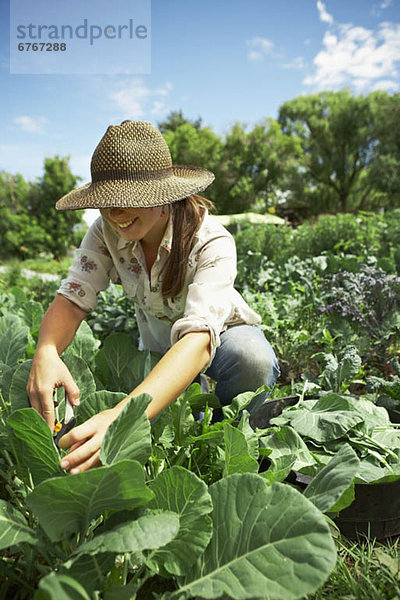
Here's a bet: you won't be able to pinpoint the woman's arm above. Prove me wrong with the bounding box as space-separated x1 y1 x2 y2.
26 294 87 430
58 330 211 474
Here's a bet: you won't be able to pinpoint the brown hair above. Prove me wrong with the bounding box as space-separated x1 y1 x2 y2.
161 194 215 298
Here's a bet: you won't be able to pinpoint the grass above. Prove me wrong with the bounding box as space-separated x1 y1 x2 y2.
309 534 400 599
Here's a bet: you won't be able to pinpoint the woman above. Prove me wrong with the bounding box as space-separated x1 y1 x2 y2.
27 120 280 475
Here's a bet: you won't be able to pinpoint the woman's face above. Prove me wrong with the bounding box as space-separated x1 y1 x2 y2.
100 205 169 247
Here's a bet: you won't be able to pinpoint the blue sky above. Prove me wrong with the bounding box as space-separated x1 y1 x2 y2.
1 0 399 225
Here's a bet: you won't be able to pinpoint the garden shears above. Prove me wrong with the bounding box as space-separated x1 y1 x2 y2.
53 393 76 450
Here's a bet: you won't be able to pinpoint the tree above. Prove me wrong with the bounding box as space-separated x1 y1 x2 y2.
0 172 49 259
0 157 86 260
162 122 224 209
278 90 378 216
368 91 400 208
216 118 302 214
158 110 203 134
28 156 86 258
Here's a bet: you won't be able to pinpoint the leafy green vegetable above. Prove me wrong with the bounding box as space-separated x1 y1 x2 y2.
175 475 336 600
76 510 179 555
0 499 37 550
303 444 360 512
148 466 213 576
7 408 64 485
100 394 152 466
223 422 259 476
26 460 153 541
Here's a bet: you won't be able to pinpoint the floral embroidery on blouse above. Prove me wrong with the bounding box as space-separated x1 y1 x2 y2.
119 257 125 264
67 282 86 297
210 305 225 320
80 255 97 273
229 307 242 322
129 256 142 275
98 244 111 257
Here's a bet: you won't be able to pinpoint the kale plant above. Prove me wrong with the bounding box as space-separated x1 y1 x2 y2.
319 263 400 342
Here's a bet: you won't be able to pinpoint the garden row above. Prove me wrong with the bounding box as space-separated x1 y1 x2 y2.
0 209 399 597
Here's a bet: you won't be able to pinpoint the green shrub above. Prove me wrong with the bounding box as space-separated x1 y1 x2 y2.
234 223 293 263
291 212 387 258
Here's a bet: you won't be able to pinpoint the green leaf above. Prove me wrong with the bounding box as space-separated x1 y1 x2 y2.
0 499 37 550
222 386 269 420
62 354 96 398
277 394 365 442
77 391 126 426
100 394 152 466
262 454 298 485
148 466 213 576
77 510 179 555
18 300 44 337
336 345 362 390
9 360 32 412
223 422 259 476
0 361 13 402
176 474 336 600
183 383 221 412
0 314 22 338
170 393 195 446
26 460 153 542
97 333 142 393
63 321 100 364
7 408 64 486
329 482 355 513
34 573 91 600
93 347 113 389
304 444 360 513
0 321 29 367
60 553 116 595
237 411 259 460
259 425 316 483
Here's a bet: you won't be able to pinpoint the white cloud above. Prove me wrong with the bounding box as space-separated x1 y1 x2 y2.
370 78 399 91
283 56 305 70
304 17 400 91
316 1 334 25
371 0 393 17
108 79 173 119
13 116 47 134
246 36 274 61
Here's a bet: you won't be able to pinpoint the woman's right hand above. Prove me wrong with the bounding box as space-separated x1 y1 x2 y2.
26 347 80 433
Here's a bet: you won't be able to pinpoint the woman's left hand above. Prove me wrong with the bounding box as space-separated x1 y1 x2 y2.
58 408 119 474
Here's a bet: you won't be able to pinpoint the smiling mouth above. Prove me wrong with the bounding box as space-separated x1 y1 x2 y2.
116 218 138 231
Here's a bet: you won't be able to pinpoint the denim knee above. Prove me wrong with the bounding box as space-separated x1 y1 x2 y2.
206 325 280 409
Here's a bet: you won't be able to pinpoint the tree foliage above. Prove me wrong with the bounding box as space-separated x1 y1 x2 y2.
278 89 400 218
0 157 86 260
217 118 302 214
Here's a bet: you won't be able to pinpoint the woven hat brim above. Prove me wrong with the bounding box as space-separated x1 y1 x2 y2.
55 165 215 210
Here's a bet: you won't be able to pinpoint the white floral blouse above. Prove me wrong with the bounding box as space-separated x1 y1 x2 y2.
57 210 261 369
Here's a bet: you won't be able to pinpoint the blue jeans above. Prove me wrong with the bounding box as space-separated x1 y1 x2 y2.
197 324 280 415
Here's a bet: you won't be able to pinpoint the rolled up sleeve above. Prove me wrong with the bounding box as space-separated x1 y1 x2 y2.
57 218 113 313
170 235 237 370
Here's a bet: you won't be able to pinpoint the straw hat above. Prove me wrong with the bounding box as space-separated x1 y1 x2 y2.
55 120 215 210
